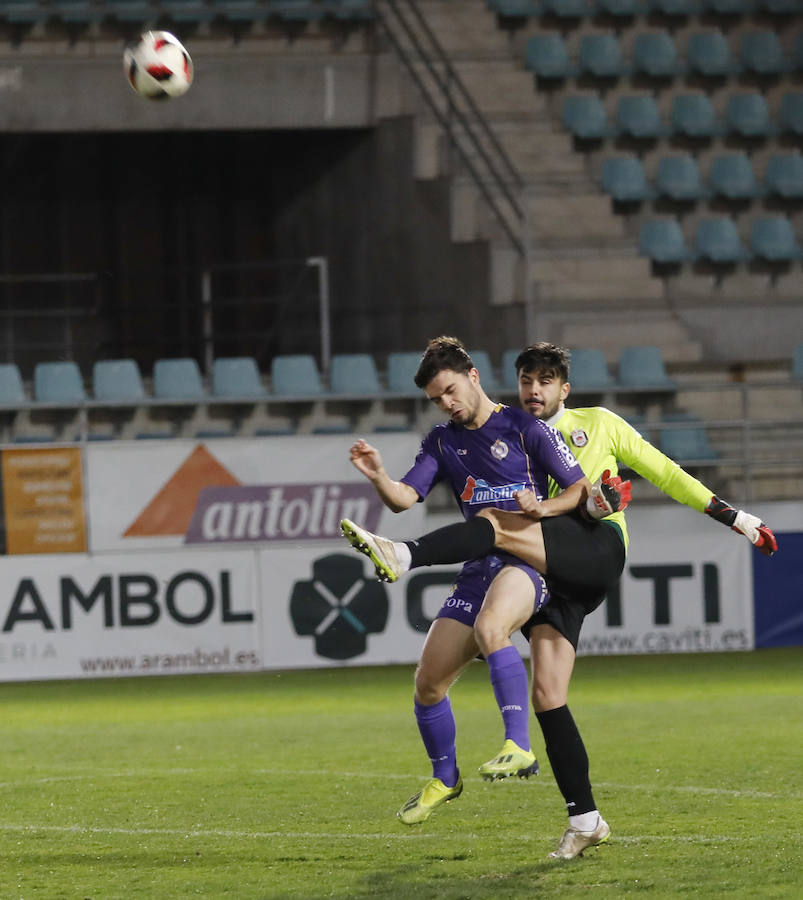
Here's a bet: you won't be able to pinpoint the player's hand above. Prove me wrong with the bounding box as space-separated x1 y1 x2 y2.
514 489 548 521
348 439 385 481
585 469 633 520
705 496 778 557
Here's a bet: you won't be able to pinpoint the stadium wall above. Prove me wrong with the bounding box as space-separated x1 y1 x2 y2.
0 437 799 683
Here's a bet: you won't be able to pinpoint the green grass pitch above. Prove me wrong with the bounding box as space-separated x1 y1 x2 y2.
0 649 801 899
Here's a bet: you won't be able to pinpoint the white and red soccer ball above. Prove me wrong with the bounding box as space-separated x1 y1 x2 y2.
124 30 193 100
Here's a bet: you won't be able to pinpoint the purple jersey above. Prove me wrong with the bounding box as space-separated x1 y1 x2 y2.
401 404 585 519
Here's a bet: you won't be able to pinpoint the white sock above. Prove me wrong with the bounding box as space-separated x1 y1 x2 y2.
393 541 412 573
569 810 600 832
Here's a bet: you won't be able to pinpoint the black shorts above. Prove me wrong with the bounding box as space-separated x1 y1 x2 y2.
521 511 625 650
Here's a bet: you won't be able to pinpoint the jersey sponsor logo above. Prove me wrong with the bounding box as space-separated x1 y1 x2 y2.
570 429 588 448
490 439 509 460
460 475 526 504
554 434 580 468
457 448 468 456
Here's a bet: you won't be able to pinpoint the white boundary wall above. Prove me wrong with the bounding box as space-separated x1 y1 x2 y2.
0 437 797 681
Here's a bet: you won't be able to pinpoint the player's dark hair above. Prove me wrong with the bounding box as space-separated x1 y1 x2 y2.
414 336 475 389
515 342 570 383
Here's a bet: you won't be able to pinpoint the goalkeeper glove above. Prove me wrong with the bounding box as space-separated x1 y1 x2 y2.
585 469 633 520
705 496 778 557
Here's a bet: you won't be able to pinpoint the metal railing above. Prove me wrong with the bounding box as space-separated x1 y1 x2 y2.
377 0 526 254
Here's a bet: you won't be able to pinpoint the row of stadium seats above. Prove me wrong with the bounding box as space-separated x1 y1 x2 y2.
527 30 803 82
489 0 800 19
602 152 803 202
639 214 803 262
0 0 374 26
562 90 803 139
6 343 803 409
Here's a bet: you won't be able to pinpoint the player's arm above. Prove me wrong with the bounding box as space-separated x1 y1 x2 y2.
612 415 777 556
514 476 591 521
348 439 419 512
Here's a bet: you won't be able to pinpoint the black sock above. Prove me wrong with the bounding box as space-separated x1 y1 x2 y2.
536 705 596 816
405 516 496 569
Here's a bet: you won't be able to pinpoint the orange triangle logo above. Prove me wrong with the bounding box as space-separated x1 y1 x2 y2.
124 444 241 537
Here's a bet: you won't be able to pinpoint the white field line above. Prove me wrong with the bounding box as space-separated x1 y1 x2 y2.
0 769 794 800
0 822 779 844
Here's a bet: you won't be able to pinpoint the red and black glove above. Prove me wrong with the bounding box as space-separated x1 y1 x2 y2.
585 469 633 520
705 495 778 557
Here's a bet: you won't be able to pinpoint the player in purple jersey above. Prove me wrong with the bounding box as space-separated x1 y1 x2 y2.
346 336 594 826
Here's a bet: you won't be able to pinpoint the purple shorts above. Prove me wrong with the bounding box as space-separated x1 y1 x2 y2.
436 553 549 628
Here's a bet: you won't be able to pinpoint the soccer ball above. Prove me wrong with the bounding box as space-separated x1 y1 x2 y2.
124 31 193 100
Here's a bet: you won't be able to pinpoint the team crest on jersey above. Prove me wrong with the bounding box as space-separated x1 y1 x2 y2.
490 439 509 460
570 429 588 448
460 475 526 504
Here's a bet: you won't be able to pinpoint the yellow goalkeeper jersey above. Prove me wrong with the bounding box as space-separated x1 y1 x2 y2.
547 406 714 551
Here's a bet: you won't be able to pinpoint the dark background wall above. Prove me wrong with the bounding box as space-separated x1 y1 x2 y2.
0 117 503 376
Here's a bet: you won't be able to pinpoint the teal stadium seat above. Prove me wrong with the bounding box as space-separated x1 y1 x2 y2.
489 0 540 14
212 357 266 399
271 354 324 396
329 354 382 395
525 34 574 80
750 216 802 262
93 359 146 403
779 93 803 136
739 30 787 76
0 364 26 406
601 156 650 203
700 0 755 13
764 154 803 198
332 0 376 19
671 93 720 138
647 0 698 13
659 415 719 461
103 0 152 23
579 34 627 79
709 153 761 200
501 349 521 390
540 0 590 16
597 0 643 16
694 218 749 263
632 31 680 78
1 0 44 23
214 0 270 22
639 219 693 264
757 0 801 11
159 0 216 22
686 31 736 78
725 92 773 138
267 0 324 20
50 0 99 23
616 95 664 139
468 350 500 391
153 358 206 401
386 352 424 394
618 345 677 390
655 154 705 201
563 95 611 139
567 348 615 390
34 361 87 404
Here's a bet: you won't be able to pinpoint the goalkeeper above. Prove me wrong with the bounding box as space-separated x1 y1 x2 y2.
343 341 777 859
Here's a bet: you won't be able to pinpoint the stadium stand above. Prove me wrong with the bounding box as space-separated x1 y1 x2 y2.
566 348 616 391
655 154 706 202
618 346 677 391
764 154 803 198
92 359 147 403
601 156 651 203
34 362 86 405
749 216 802 262
153 358 206 402
0 364 26 407
694 218 749 264
709 153 761 200
525 33 575 80
212 357 267 400
639 219 693 264
271 354 324 397
686 31 736 79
